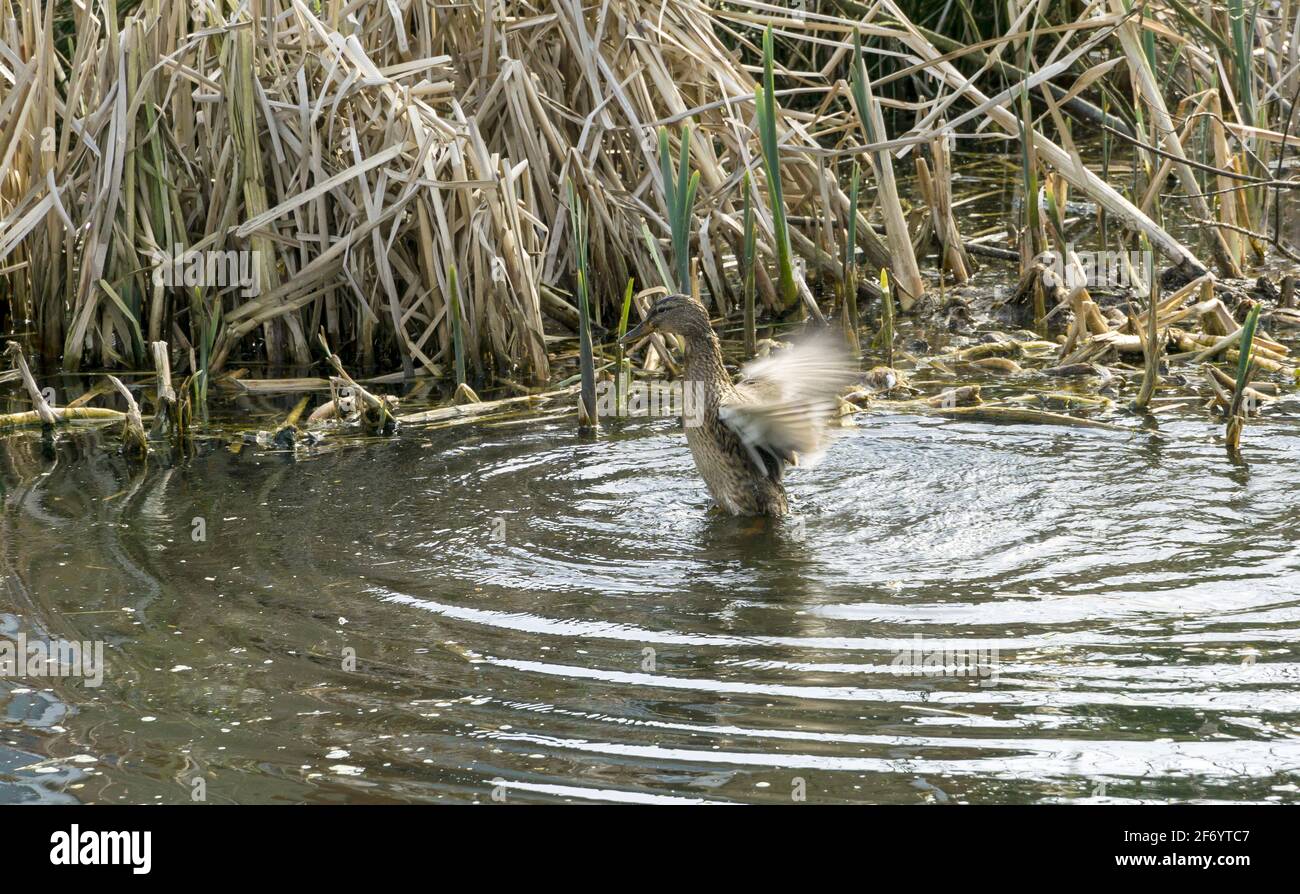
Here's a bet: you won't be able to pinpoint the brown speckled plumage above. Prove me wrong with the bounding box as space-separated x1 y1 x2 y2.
683 340 789 515
621 295 853 517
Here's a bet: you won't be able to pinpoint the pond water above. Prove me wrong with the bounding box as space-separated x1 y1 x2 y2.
2 384 1299 803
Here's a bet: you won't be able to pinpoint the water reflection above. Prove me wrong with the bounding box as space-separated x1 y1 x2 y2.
0 399 1298 803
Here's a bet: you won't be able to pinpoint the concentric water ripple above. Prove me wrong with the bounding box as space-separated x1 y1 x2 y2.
1 408 1298 803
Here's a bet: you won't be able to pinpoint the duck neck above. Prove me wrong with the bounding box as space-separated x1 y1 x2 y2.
681 328 727 395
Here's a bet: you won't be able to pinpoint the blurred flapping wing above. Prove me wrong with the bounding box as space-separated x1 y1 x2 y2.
718 334 856 476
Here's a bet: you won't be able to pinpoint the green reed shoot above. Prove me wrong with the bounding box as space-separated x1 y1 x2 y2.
755 25 797 310
1164 0 1231 55
1016 84 1043 259
640 221 674 289
741 170 757 356
874 268 895 368
1043 182 1066 251
843 161 862 352
615 277 634 415
188 292 221 423
1228 0 1262 227
849 30 876 143
567 179 596 427
1231 303 1263 415
96 279 145 366
1227 0 1257 128
659 126 700 294
1141 11 1158 78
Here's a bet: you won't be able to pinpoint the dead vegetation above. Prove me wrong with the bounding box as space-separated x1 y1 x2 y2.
2 1 1299 456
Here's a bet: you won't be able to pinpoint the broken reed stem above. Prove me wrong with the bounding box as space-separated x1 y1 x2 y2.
269 395 313 450
0 408 127 429
1202 363 1271 413
151 341 176 409
1226 304 1263 454
916 137 973 283
318 333 397 434
1202 363 1235 410
1031 274 1049 338
107 375 148 457
282 395 311 430
149 340 184 445
1172 329 1291 373
1190 326 1247 364
4 341 58 426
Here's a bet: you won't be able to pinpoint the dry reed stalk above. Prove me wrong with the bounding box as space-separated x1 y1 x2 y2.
149 339 184 444
1133 242 1162 412
397 385 581 426
1 0 892 381
1058 264 1111 360
849 30 924 310
1172 330 1292 374
1203 363 1272 413
5 0 1300 396
2 340 129 429
1208 94 1246 267
1129 91 1213 217
0 407 128 428
914 135 972 283
780 1 1214 277
1108 0 1241 277
1132 275 1215 332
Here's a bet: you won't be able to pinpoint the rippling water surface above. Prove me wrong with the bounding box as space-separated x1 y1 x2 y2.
2 401 1299 803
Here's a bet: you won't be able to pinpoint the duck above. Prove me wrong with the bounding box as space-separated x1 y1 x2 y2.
620 294 855 516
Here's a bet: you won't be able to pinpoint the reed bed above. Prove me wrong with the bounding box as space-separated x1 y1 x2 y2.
2 0 886 382
2 0 1300 455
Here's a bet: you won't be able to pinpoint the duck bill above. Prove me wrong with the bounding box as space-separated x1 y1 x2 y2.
620 318 655 345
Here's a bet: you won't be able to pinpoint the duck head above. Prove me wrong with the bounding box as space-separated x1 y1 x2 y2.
620 294 711 344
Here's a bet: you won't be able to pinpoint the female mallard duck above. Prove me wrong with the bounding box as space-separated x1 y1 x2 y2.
620 294 854 516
